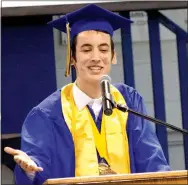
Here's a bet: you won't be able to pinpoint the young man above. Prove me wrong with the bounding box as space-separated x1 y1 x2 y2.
4 4 170 185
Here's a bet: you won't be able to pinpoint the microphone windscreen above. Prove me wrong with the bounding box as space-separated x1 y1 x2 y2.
100 75 111 83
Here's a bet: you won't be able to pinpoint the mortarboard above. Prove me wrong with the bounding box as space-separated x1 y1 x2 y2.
48 4 133 77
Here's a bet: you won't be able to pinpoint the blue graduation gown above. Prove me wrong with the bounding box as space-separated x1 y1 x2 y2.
14 83 170 184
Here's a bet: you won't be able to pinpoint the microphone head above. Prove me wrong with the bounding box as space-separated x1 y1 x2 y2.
100 75 111 83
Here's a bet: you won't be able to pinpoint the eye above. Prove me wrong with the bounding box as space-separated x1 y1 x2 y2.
99 46 109 53
100 49 108 53
83 49 91 53
82 47 92 53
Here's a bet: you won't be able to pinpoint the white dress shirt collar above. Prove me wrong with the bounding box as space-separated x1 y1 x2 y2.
72 83 102 111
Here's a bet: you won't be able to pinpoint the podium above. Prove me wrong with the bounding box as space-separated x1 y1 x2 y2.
44 170 188 184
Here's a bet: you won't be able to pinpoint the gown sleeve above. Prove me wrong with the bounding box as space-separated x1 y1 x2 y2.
14 107 54 184
130 95 171 172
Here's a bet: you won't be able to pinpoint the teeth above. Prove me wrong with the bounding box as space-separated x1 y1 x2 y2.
89 67 102 70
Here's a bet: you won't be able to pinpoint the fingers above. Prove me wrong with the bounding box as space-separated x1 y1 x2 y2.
5 147 43 172
21 161 43 172
25 162 43 172
14 155 43 172
4 147 20 156
33 167 43 172
14 155 22 165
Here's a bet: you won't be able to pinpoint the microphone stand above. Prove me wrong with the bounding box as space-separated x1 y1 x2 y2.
107 97 188 135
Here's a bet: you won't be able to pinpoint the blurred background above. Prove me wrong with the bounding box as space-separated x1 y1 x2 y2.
1 0 188 184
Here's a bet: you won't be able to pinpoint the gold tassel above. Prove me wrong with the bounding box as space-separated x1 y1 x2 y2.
65 22 71 77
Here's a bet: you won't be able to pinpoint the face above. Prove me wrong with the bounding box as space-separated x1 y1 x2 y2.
73 30 115 84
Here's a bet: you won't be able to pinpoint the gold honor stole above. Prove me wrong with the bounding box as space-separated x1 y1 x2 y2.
61 83 131 176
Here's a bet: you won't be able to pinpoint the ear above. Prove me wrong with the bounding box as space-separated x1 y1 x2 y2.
71 57 76 66
111 51 117 65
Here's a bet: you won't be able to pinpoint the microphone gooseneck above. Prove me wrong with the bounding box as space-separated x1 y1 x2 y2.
100 75 188 135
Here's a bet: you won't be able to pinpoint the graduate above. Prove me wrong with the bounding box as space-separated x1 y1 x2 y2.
4 4 170 185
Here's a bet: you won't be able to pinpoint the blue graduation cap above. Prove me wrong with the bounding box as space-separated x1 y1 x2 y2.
48 4 133 77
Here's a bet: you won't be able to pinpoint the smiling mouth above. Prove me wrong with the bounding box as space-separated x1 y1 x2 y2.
88 66 103 71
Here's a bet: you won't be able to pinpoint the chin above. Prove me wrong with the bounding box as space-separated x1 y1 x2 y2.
84 74 101 84
90 74 103 80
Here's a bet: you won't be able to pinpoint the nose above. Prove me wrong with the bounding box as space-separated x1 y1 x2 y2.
91 48 100 63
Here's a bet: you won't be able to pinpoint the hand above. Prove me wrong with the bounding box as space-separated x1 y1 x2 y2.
4 147 43 173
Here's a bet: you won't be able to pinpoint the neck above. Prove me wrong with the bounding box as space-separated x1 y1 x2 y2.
76 78 102 99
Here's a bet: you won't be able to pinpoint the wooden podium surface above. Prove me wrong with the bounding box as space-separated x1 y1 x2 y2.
44 170 188 184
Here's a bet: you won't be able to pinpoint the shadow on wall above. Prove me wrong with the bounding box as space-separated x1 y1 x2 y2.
1 137 21 184
2 165 15 185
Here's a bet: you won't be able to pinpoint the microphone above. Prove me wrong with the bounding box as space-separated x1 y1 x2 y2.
100 75 188 135
100 75 114 116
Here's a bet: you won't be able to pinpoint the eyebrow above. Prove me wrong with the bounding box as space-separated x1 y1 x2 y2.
99 43 110 47
81 43 110 48
81 44 92 48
